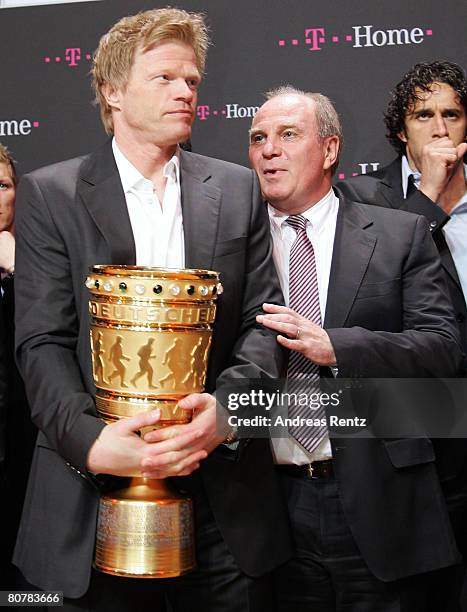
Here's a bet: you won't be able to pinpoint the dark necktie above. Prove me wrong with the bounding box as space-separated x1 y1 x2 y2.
286 215 327 452
406 174 417 198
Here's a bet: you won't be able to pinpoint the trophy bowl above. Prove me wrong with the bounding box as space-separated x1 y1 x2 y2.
86 265 222 578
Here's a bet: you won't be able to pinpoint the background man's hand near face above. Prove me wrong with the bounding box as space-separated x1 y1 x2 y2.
418 138 467 206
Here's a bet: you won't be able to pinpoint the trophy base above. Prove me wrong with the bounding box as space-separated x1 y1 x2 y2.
92 566 195 579
94 478 196 579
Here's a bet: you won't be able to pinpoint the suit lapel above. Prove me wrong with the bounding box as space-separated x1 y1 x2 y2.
324 194 377 328
375 158 406 210
77 141 136 265
179 150 221 269
433 230 462 289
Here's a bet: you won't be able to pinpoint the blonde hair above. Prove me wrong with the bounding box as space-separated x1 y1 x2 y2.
0 143 17 186
92 7 209 134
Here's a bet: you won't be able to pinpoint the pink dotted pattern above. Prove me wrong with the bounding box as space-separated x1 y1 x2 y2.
44 51 94 65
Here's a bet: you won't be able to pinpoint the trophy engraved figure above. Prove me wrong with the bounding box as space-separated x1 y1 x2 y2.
108 336 130 388
87 265 221 578
92 330 108 385
182 337 209 389
160 338 187 390
131 338 158 389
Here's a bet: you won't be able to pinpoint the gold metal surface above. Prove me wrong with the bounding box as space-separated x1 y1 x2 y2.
87 266 221 578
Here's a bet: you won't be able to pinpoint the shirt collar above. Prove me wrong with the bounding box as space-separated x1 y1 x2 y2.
112 137 180 193
451 193 467 215
268 188 337 233
400 155 420 198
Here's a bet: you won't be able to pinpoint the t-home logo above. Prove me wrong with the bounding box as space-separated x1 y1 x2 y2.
337 162 381 181
43 47 92 67
0 118 40 137
277 24 433 51
197 103 259 121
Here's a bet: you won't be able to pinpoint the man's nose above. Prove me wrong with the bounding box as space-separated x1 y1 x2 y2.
432 113 449 138
175 79 195 102
262 138 281 158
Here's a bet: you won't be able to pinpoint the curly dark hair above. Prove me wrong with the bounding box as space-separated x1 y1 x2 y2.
384 60 467 156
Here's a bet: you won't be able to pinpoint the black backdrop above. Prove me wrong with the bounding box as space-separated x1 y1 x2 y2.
1 0 466 178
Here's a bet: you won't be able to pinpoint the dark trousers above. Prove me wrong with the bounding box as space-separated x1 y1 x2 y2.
275 469 450 612
51 473 273 612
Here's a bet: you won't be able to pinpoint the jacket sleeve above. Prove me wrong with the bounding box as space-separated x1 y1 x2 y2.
212 170 287 388
14 174 105 474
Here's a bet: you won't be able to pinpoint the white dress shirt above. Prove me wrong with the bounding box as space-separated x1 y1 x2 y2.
401 155 467 302
112 138 185 268
268 188 339 464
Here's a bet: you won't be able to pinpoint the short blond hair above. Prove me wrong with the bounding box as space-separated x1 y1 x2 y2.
92 7 209 134
0 143 17 186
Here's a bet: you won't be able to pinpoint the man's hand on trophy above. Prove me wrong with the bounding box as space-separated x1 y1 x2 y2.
86 408 205 478
141 393 227 478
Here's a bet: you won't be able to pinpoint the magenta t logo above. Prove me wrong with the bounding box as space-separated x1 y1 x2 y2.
305 28 326 51
65 48 81 67
197 105 210 121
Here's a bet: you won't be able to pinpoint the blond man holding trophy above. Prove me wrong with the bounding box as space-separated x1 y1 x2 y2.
13 8 291 612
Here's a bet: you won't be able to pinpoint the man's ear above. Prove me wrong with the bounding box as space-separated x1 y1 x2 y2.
323 136 340 171
397 129 408 144
102 83 122 112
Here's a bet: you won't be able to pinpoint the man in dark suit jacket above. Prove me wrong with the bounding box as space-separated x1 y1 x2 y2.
249 86 463 611
0 300 6 477
0 143 37 590
337 61 467 609
337 61 467 365
13 8 290 612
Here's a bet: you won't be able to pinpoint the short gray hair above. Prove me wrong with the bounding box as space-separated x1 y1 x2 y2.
265 85 343 171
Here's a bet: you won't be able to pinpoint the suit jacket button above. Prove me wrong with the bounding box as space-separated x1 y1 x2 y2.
429 220 437 229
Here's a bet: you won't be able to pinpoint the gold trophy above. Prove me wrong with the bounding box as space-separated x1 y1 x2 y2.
86 265 222 578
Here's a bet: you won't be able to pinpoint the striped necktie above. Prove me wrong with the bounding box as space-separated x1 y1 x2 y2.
286 215 327 452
